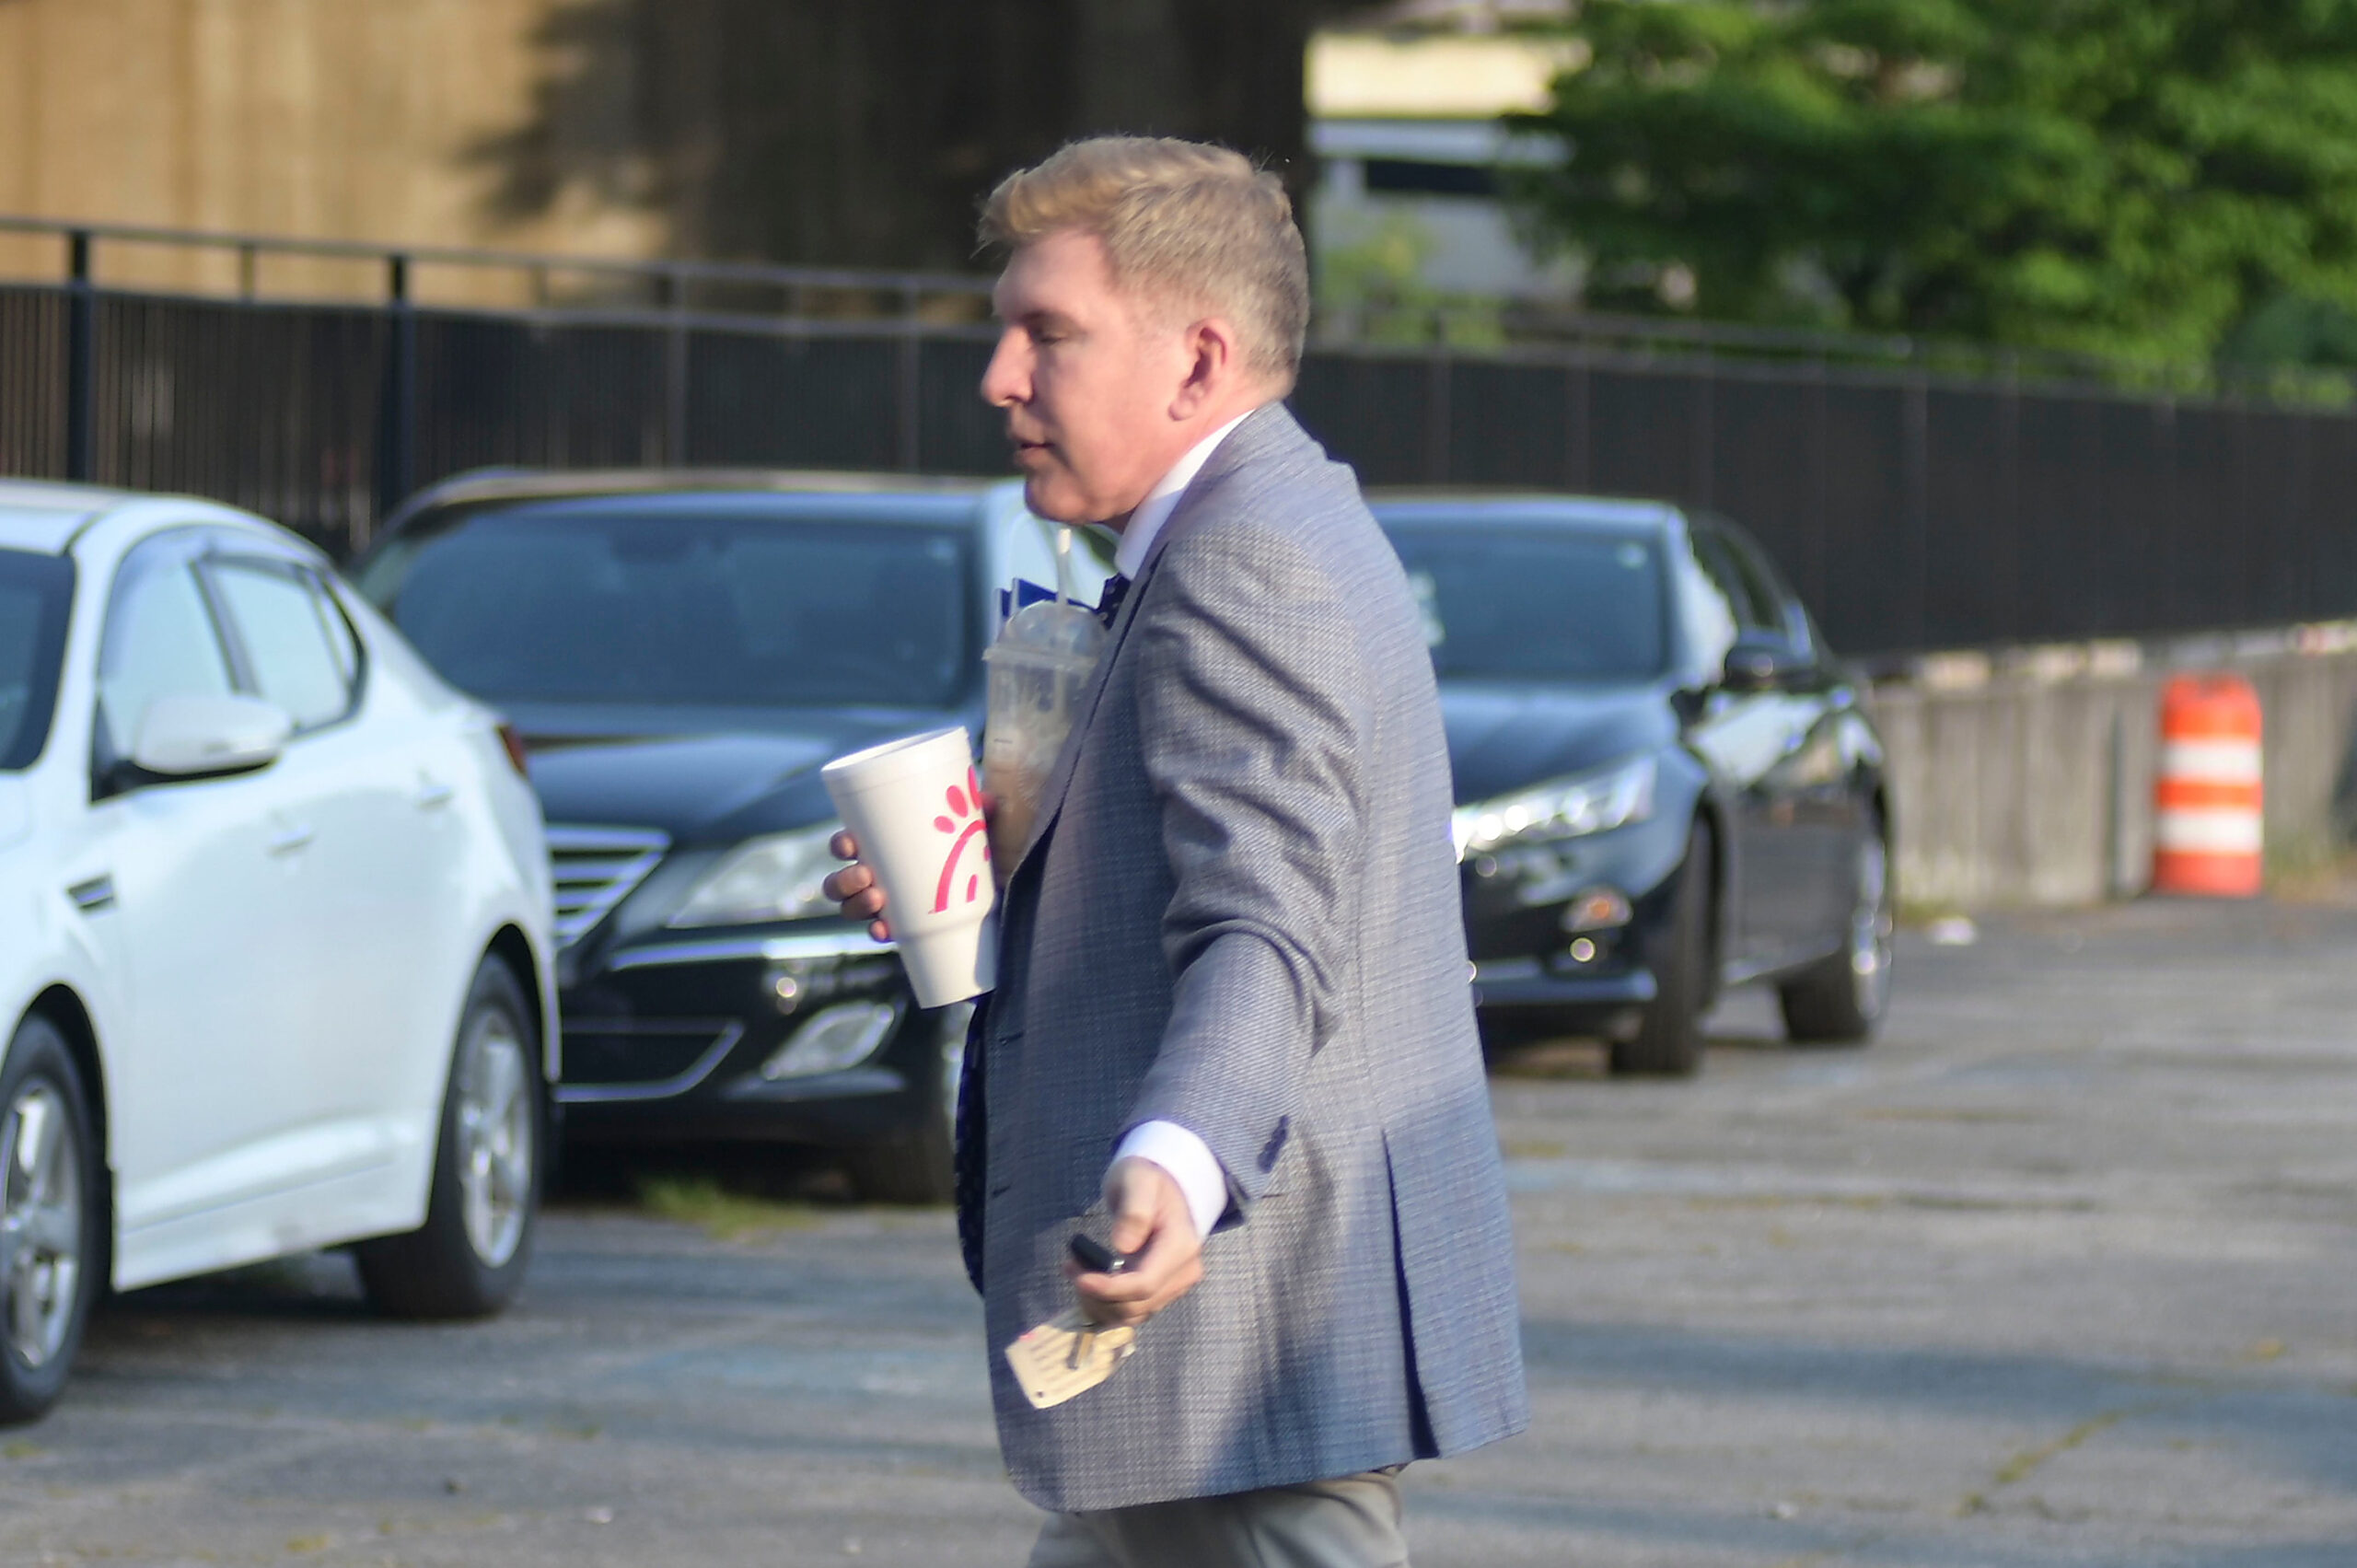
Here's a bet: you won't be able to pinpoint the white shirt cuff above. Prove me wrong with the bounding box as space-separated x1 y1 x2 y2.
1113 1120 1230 1242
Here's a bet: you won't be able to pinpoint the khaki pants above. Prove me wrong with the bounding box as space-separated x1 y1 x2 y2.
1027 1469 1409 1568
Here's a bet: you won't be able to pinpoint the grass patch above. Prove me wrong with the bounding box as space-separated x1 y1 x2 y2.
637 1175 823 1241
1991 1410 2126 1487
1957 1402 2164 1515
1895 896 1970 927
2267 836 2357 902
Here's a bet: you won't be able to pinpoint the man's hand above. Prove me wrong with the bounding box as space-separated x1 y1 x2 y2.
823 790 998 942
1070 1156 1204 1329
821 831 891 941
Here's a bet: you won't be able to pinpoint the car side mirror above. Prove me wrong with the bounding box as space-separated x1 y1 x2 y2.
130 693 294 780
1721 634 1803 693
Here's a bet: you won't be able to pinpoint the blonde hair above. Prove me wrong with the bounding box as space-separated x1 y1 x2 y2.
980 136 1311 389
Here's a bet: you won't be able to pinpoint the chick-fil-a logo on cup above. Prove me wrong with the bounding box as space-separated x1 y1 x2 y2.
931 767 992 912
821 728 998 1009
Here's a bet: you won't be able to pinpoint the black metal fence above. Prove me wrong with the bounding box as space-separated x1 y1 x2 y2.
5 216 2354 655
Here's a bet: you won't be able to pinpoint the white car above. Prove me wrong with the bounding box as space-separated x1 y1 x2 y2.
0 481 559 1423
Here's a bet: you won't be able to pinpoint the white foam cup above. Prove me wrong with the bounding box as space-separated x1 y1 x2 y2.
821 726 999 1008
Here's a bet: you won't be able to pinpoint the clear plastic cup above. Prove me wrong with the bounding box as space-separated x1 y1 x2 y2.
981 600 1107 865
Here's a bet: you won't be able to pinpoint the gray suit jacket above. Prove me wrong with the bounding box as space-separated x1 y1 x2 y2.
977 403 1527 1512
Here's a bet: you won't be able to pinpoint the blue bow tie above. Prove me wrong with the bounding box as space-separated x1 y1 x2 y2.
1096 573 1132 627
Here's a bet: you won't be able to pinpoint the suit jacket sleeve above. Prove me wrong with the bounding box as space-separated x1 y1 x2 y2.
1124 517 1368 1215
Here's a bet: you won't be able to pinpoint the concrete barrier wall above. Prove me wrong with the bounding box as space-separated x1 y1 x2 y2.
1868 638 2357 910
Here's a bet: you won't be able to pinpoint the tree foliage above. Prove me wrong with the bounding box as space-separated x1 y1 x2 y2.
1508 0 2357 366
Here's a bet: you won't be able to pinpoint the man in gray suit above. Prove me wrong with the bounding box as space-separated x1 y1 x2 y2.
826 136 1525 1567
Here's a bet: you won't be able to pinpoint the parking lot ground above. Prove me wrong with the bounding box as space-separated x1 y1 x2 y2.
6 893 2356 1567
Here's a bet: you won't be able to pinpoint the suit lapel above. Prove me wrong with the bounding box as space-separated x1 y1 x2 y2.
1007 404 1315 877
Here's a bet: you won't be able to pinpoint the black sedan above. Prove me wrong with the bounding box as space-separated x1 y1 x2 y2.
354 470 1107 1200
1373 496 1892 1075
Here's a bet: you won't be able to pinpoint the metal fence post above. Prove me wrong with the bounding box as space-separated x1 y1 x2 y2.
1903 370 1931 648
64 229 95 482
376 253 416 528
1425 336 1452 484
1691 348 1715 510
1563 353 1591 491
895 285 923 473
1998 354 2021 643
2154 396 2179 627
1805 354 1829 614
663 267 690 466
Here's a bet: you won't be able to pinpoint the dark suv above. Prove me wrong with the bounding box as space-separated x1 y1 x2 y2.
354 470 1105 1200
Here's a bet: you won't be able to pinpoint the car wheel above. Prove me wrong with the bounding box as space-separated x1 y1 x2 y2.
356 956 544 1319
0 1016 103 1424
842 1003 964 1206
1611 819 1712 1078
1779 824 1893 1045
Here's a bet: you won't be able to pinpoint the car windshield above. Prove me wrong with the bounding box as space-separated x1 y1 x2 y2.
1379 520 1667 683
359 495 977 710
0 548 74 772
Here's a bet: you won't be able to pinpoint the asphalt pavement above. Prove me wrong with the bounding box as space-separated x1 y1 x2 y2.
5 894 2354 1567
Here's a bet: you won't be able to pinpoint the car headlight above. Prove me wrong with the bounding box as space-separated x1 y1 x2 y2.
1453 754 1657 859
668 823 842 928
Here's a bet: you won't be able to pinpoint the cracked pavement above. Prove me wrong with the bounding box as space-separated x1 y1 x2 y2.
3 894 2353 1565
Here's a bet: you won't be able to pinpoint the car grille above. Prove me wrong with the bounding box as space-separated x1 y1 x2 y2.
557 1019 743 1100
545 825 670 947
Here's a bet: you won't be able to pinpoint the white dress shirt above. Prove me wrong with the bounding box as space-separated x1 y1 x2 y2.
1112 410 1255 579
1105 408 1258 1245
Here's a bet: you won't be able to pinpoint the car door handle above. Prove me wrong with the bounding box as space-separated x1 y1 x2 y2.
415 775 456 810
66 875 116 913
266 820 316 855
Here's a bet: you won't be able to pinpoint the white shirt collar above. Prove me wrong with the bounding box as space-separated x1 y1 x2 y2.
1110 409 1257 579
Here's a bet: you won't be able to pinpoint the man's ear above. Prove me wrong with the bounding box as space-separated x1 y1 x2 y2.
1168 316 1243 421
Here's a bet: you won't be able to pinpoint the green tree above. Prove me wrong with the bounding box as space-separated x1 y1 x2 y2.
1508 0 2357 366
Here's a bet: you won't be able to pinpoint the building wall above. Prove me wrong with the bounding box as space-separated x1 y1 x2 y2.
1305 24 1581 305
0 1 1335 299
0 0 664 302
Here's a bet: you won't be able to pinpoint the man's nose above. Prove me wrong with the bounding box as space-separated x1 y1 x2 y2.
981 331 1028 408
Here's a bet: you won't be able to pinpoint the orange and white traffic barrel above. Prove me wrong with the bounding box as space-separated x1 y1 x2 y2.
2152 674 2263 897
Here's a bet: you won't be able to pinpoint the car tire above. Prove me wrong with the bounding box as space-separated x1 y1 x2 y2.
356 956 545 1320
0 1015 104 1425
842 1004 963 1206
1611 819 1712 1078
1779 823 1894 1045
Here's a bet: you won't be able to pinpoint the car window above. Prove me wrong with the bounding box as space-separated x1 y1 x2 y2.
1689 527 1781 634
1669 528 1740 679
364 498 976 710
0 549 74 772
1378 524 1668 682
1713 524 1805 647
207 560 358 730
96 555 238 759
316 576 362 686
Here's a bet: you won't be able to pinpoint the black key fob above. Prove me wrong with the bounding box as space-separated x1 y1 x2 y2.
1068 1232 1131 1275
